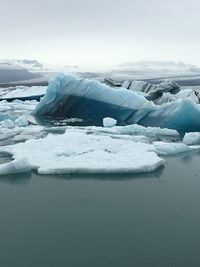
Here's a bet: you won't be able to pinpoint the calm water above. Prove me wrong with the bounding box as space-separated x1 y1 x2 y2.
0 152 200 267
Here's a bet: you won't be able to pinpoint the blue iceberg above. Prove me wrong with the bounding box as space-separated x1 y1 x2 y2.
33 74 200 133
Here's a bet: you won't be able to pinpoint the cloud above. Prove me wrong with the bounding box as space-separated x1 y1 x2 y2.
1 0 200 65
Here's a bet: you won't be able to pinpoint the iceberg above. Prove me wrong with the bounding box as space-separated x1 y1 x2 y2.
33 73 155 126
33 74 200 133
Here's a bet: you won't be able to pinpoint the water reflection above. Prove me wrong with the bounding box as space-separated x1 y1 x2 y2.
1 149 200 186
39 165 165 182
0 173 31 185
0 165 165 185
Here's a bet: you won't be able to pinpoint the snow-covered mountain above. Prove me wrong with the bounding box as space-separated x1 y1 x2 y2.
0 59 49 72
0 61 41 83
110 61 200 80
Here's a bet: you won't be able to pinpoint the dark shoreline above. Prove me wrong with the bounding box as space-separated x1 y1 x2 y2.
0 81 49 88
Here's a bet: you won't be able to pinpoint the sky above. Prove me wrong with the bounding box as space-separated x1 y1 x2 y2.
1 0 200 68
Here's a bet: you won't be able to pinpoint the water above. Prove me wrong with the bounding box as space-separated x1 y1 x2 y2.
0 152 200 266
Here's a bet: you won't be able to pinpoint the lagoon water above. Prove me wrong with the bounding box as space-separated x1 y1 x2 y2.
0 152 200 266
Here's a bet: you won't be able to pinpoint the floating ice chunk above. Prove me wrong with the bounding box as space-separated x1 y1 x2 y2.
122 80 130 89
129 81 148 92
87 124 179 138
114 124 179 137
140 99 200 133
0 85 46 101
1 119 15 129
183 132 200 145
107 134 149 143
0 158 31 175
153 141 191 155
0 131 20 141
122 79 180 103
33 73 155 125
0 105 11 112
155 88 200 105
0 129 164 175
33 74 200 133
103 117 117 128
15 116 28 127
13 132 45 142
175 89 200 104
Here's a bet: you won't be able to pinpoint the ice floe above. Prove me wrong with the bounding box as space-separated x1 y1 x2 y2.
0 86 46 100
0 129 164 175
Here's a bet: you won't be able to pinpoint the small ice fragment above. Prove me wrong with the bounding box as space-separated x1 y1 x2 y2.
0 158 31 175
103 117 117 128
153 141 191 155
183 132 200 145
15 116 29 127
1 119 15 129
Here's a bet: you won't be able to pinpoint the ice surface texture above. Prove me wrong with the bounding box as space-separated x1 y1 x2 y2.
0 158 31 175
33 73 155 125
0 129 164 175
103 117 117 128
33 74 200 133
183 132 200 145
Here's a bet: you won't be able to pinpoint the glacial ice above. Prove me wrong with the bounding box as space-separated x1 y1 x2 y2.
183 132 200 146
153 141 191 155
86 124 179 138
0 129 164 175
122 79 180 99
33 73 155 125
0 86 46 101
154 88 200 105
33 74 200 133
15 116 29 127
103 117 117 128
122 79 200 105
0 158 31 175
1 119 15 129
1 73 200 176
0 116 28 130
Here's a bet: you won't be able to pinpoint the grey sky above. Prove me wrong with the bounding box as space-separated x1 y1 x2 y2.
1 0 200 67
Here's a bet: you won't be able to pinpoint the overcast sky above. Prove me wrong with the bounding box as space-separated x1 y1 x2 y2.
1 0 200 67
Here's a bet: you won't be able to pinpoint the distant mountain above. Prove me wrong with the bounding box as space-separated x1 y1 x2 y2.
118 61 200 71
0 59 48 72
0 62 41 83
110 61 200 80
